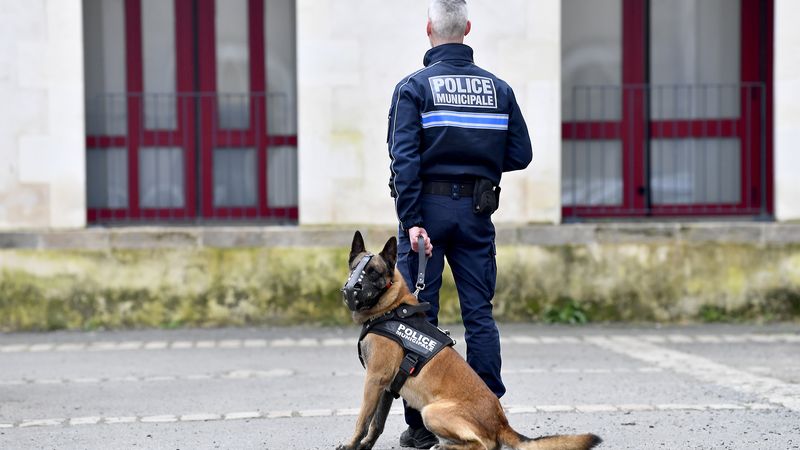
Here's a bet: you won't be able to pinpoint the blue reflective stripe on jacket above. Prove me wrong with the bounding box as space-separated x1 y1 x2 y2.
387 43 533 230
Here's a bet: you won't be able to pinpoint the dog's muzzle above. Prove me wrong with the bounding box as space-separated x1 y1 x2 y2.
341 254 375 311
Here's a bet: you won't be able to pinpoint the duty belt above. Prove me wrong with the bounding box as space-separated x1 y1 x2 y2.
422 181 474 197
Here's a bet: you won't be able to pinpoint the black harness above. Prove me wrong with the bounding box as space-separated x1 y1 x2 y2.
358 302 455 398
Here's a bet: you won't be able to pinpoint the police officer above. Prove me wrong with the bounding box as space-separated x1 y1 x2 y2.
387 0 532 447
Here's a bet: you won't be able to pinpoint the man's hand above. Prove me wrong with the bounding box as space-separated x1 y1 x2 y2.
408 226 433 257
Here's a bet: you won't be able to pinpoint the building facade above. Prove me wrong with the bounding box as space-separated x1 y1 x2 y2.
0 0 797 230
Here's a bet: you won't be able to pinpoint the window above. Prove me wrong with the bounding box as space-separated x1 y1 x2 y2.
561 0 773 218
83 0 298 223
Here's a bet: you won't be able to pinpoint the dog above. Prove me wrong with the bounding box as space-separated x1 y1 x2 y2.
336 231 601 450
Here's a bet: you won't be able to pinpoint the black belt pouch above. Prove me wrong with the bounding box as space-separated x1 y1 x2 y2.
473 178 500 215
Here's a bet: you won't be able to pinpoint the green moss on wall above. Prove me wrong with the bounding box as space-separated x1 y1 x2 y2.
1 241 799 331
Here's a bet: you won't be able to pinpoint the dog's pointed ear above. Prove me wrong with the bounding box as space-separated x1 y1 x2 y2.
379 236 398 272
349 231 366 265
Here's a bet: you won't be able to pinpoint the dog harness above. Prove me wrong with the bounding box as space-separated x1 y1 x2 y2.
358 302 455 398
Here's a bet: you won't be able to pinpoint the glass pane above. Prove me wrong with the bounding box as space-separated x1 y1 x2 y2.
87 148 128 208
266 0 297 134
216 0 250 129
139 147 185 208
213 148 257 207
83 0 127 135
651 138 741 205
142 0 177 130
561 0 622 121
650 0 740 119
268 146 298 207
562 140 622 206
649 84 741 120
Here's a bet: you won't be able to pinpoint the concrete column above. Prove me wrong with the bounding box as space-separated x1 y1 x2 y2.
774 0 800 221
0 0 86 229
296 0 561 225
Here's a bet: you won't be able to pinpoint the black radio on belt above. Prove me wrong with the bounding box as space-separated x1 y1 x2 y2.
473 178 500 216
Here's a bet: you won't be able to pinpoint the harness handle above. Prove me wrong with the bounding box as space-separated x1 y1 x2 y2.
413 235 427 297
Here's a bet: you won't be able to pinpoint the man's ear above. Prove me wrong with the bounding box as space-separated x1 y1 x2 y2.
426 19 433 37
349 231 366 265
379 236 398 272
464 20 471 37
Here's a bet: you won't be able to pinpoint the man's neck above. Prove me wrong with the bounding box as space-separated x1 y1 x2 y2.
430 38 464 48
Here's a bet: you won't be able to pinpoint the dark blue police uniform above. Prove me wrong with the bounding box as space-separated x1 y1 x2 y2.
387 43 532 429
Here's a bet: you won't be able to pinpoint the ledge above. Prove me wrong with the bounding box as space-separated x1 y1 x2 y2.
2 223 800 250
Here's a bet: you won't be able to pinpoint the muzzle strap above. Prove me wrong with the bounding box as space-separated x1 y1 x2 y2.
342 254 374 305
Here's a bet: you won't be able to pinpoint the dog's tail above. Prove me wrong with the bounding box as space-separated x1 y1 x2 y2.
499 427 602 450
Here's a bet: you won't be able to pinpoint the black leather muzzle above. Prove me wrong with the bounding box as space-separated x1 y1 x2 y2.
341 254 376 311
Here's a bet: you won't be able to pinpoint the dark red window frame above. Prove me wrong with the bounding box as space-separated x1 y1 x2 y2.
562 0 773 218
86 0 298 223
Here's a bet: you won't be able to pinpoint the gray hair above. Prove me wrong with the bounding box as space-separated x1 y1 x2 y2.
428 0 468 40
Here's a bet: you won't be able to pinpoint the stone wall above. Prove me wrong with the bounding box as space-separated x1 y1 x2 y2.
296 0 562 226
0 0 86 229
1 224 799 331
775 0 800 221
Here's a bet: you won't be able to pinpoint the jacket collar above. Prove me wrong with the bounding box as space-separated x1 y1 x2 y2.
423 43 474 67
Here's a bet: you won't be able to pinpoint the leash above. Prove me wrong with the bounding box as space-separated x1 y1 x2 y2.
413 235 427 298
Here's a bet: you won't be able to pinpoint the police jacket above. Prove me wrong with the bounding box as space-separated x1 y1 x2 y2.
388 43 533 230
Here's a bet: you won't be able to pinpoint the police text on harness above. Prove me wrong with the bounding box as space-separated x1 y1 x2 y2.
396 323 438 355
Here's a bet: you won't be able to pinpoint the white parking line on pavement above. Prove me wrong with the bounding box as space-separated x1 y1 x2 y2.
18 419 64 428
28 344 53 352
103 417 137 424
180 413 221 422
224 411 261 420
69 417 101 425
615 404 655 411
656 404 707 411
707 404 746 410
535 405 575 412
298 409 332 417
0 344 27 353
55 343 86 351
0 402 781 430
2 332 797 354
575 404 618 412
587 336 800 412
140 415 177 423
243 339 268 348
73 378 101 384
117 341 143 350
218 340 242 349
144 341 168 350
1 368 299 387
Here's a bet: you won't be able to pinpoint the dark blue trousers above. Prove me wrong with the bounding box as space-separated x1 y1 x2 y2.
397 191 505 429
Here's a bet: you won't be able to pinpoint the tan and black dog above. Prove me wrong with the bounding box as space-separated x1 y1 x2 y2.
337 231 601 450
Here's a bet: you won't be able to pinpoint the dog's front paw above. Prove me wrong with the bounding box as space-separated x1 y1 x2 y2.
335 444 354 450
356 440 376 450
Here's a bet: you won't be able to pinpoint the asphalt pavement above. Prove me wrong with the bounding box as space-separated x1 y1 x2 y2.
1 324 799 449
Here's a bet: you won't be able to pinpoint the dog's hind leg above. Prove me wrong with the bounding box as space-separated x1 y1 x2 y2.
357 391 394 450
422 401 492 450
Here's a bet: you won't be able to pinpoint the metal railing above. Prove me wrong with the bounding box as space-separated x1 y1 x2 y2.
85 92 298 224
562 83 768 219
